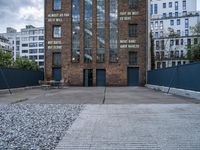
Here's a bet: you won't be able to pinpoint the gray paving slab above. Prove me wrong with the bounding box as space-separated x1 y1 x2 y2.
56 104 200 150
0 87 199 104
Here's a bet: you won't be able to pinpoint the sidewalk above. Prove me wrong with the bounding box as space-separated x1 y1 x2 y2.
56 104 200 150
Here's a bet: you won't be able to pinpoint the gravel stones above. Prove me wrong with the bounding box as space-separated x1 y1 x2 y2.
0 104 83 149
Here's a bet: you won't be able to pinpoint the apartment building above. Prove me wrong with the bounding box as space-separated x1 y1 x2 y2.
0 26 45 68
0 35 12 52
151 0 200 69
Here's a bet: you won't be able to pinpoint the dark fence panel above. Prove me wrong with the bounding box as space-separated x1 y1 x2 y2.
0 67 44 89
147 62 200 91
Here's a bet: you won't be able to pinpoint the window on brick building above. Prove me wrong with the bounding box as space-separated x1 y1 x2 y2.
128 0 139 9
129 52 137 65
53 0 61 10
129 24 137 37
53 52 61 67
53 25 61 38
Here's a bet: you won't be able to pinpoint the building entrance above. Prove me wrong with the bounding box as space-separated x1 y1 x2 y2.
84 69 93 87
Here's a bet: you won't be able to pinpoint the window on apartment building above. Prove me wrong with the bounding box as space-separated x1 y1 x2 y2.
181 50 184 57
169 2 172 8
176 39 179 45
181 39 184 45
39 49 44 53
160 31 163 37
162 62 166 68
128 0 139 9
185 19 189 28
157 62 161 69
178 61 181 65
169 12 172 17
175 51 179 58
39 55 44 60
161 40 165 50
183 11 187 16
170 40 174 46
39 36 44 40
29 55 37 60
177 30 181 36
156 52 160 59
53 0 61 10
170 51 174 58
187 39 191 46
163 13 166 18
29 49 37 54
129 52 137 65
156 41 160 50
22 50 28 53
170 20 174 26
53 52 61 67
29 43 38 47
150 4 153 16
194 38 198 45
53 25 61 38
155 32 158 38
175 1 178 10
160 21 163 29
177 19 180 25
161 51 164 59
155 21 158 30
151 22 154 30
129 24 137 37
185 29 189 36
175 12 178 17
22 44 28 47
154 4 158 14
183 0 186 10
163 3 166 8
39 42 44 47
172 61 176 67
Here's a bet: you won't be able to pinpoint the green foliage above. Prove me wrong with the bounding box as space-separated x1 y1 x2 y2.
0 50 13 67
187 45 200 61
190 22 200 35
0 49 40 71
13 57 40 71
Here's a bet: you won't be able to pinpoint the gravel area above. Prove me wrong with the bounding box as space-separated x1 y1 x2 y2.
0 104 83 149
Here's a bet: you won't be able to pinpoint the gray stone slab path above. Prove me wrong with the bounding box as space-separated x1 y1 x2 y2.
56 104 200 150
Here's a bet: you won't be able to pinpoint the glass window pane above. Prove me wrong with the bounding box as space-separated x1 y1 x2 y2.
54 0 61 10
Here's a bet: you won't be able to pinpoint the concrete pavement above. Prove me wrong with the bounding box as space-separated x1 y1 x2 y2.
56 104 200 150
0 87 199 104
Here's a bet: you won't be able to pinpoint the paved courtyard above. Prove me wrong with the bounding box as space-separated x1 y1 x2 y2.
0 87 199 104
56 104 200 150
0 87 200 149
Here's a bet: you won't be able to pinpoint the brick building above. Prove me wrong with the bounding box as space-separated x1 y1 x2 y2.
45 0 149 86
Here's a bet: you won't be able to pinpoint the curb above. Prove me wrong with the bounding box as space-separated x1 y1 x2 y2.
146 84 200 100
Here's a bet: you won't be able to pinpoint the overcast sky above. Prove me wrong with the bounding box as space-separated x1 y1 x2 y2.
0 0 44 33
0 0 200 33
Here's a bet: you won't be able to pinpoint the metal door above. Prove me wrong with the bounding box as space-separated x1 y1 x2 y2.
127 67 139 86
96 69 106 86
53 68 61 81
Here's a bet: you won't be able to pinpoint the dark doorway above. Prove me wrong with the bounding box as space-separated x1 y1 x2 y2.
127 67 139 86
96 69 106 86
53 68 61 81
84 69 93 87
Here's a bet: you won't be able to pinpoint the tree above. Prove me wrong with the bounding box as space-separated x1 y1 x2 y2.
150 32 155 69
0 49 13 67
13 57 40 71
187 22 200 61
